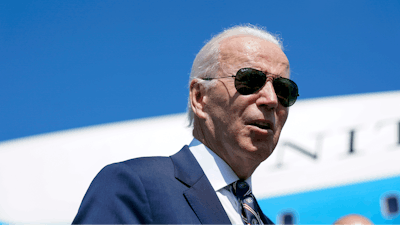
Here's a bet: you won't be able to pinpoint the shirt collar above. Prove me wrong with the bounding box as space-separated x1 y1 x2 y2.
188 138 252 192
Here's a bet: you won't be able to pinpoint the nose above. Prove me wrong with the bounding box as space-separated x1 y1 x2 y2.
255 81 278 109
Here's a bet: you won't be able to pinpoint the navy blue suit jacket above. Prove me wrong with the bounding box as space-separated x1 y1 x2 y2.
73 145 274 224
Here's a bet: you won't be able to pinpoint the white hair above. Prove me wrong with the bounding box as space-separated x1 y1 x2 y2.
187 24 284 126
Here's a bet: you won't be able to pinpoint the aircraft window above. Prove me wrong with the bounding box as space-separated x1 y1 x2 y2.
381 192 400 219
387 196 399 214
284 214 293 224
280 212 296 225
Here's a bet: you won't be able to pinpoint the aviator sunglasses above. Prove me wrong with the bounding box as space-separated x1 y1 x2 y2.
203 68 299 107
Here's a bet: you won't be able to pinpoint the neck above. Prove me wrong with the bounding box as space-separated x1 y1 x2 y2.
192 121 259 180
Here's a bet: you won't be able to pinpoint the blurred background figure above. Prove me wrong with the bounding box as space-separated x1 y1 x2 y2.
334 214 373 225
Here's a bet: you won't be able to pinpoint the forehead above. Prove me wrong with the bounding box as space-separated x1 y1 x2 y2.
218 35 289 76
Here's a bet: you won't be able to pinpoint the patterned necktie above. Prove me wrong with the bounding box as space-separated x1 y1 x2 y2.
232 180 264 225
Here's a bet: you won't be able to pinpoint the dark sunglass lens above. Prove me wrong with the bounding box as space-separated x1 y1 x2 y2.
273 78 299 107
235 68 266 95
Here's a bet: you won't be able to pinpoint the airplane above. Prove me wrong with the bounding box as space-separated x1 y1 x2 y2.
0 90 399 224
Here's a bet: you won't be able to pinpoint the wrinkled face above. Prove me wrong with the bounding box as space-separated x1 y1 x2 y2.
202 35 290 164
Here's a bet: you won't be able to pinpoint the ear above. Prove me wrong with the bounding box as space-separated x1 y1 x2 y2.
189 79 208 120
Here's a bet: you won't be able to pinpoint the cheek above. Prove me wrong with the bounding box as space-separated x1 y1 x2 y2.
203 95 237 132
275 108 289 133
280 108 289 124
205 89 244 125
204 100 230 126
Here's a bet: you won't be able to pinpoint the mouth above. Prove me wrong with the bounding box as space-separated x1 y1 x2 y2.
247 120 274 132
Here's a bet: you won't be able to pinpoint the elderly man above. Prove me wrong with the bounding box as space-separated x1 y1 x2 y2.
73 25 299 224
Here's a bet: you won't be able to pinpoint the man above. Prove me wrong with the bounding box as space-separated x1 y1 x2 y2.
73 24 299 224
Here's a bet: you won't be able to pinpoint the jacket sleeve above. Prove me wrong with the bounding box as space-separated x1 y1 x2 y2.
72 163 153 224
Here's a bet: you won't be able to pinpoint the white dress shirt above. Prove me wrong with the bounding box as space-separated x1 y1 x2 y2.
188 138 252 225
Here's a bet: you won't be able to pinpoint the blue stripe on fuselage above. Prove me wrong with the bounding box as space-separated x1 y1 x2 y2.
258 175 400 224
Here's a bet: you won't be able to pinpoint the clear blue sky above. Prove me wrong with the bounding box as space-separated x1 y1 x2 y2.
1 0 399 142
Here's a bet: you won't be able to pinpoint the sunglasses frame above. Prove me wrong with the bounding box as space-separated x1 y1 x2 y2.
202 68 299 107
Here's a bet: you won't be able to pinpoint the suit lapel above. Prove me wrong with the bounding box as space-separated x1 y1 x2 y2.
260 212 274 225
170 146 231 224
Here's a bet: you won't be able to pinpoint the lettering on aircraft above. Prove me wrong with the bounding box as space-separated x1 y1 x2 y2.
274 119 400 168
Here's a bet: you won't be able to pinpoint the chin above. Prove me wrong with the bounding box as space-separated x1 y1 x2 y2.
257 146 274 160
241 140 274 161
236 132 275 158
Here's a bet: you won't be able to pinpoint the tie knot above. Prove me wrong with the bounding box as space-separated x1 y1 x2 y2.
233 180 251 199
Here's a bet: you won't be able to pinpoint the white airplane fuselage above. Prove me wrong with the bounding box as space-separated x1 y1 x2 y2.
0 91 399 224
